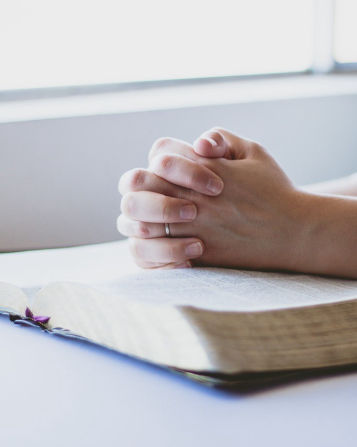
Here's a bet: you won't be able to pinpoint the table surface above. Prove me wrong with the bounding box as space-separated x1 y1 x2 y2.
0 241 356 447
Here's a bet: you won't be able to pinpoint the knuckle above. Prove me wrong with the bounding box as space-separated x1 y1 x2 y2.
150 154 174 176
129 168 146 190
136 221 150 238
149 137 172 160
157 154 173 173
154 136 172 150
119 169 146 194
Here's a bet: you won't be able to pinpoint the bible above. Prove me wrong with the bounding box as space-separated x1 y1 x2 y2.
1 255 357 387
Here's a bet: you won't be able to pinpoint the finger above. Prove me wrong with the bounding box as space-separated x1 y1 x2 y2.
117 214 190 239
148 137 197 163
193 129 228 158
117 214 161 238
129 237 204 264
193 127 256 160
147 137 225 195
118 168 185 197
121 191 197 223
149 154 224 196
119 166 222 198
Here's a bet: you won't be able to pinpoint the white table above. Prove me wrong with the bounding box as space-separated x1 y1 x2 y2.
0 242 356 447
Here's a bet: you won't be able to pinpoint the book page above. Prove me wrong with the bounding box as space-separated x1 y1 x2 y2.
0 282 28 315
30 268 357 373
0 240 139 288
32 281 211 371
92 267 357 311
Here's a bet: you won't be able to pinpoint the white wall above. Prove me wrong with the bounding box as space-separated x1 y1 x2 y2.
1 92 357 251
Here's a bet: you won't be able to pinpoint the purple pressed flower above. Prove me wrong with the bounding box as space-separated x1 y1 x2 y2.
33 315 51 324
25 307 50 325
25 307 34 319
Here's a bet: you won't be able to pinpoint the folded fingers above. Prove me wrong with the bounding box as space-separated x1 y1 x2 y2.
129 237 204 265
117 214 191 239
119 167 184 197
146 137 224 196
149 154 224 196
120 160 223 197
120 191 197 223
148 137 197 163
193 128 228 158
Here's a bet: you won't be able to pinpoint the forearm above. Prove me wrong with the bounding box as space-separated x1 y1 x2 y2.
303 173 357 197
296 192 357 279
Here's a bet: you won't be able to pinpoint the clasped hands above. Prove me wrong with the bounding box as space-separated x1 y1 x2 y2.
118 127 312 272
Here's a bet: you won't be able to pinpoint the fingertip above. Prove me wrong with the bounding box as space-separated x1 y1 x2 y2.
193 137 226 158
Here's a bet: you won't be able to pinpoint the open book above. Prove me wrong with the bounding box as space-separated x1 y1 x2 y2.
1 265 357 386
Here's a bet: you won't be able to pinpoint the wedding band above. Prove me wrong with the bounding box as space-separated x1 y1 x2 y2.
164 223 171 237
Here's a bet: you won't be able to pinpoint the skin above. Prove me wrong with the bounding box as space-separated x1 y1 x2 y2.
118 127 357 278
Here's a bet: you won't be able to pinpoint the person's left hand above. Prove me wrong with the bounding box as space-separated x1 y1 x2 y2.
117 135 224 269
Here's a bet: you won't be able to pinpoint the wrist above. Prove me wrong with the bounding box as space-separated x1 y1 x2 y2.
290 190 357 278
284 190 320 274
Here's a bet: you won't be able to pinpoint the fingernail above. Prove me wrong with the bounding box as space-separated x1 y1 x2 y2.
193 137 218 149
180 204 197 220
185 242 203 257
202 137 218 148
206 178 224 194
173 261 192 269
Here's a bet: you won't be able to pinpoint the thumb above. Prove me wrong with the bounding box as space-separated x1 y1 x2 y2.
193 127 253 160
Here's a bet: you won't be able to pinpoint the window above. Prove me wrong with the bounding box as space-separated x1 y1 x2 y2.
0 0 314 91
0 0 356 94
334 0 357 64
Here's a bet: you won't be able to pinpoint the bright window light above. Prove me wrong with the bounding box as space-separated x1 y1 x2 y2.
334 0 357 63
0 0 315 91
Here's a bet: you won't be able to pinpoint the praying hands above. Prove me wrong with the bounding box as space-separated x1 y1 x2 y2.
118 128 357 279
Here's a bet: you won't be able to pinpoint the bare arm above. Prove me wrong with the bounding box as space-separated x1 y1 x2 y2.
303 173 357 196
